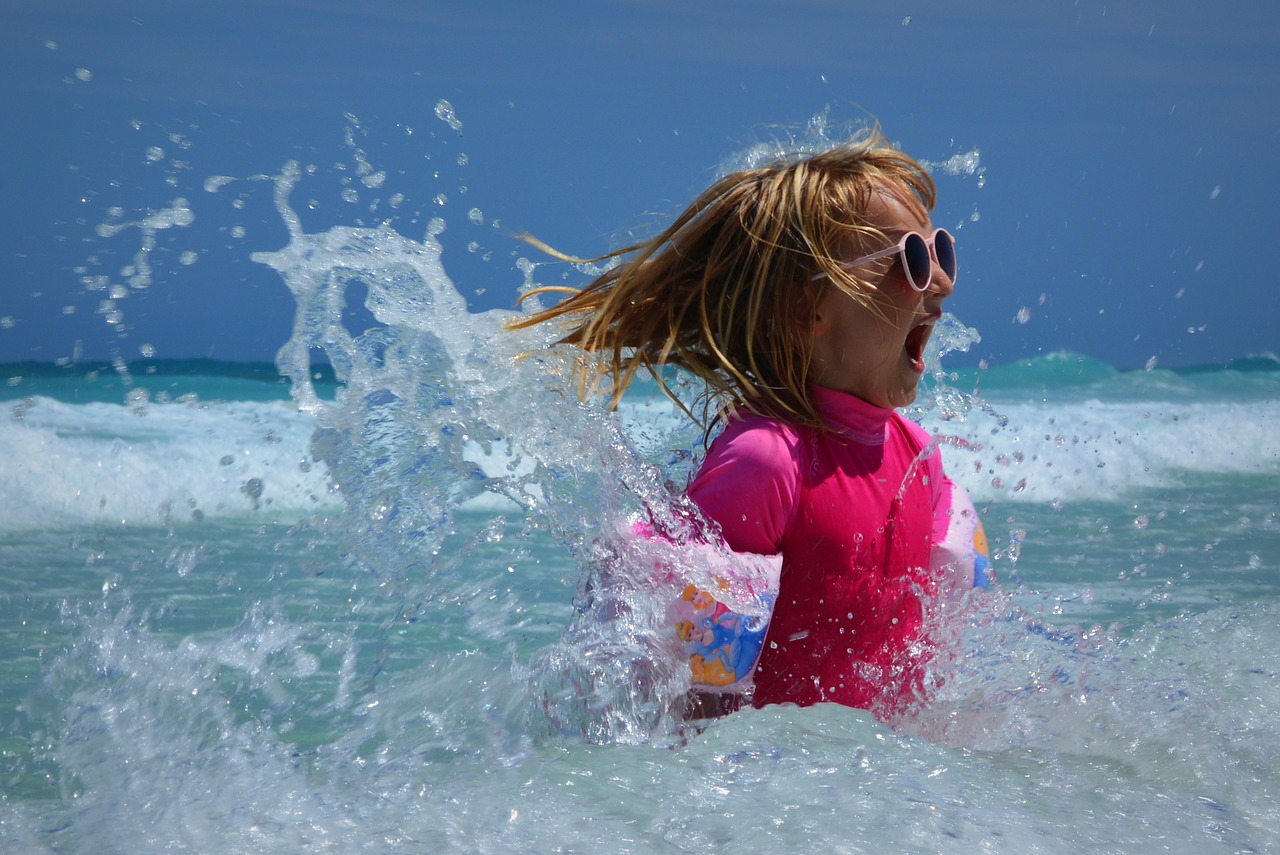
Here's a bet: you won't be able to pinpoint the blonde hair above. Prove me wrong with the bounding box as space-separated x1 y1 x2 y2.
507 126 937 431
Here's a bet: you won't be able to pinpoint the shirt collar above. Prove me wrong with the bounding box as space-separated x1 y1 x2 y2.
811 385 893 444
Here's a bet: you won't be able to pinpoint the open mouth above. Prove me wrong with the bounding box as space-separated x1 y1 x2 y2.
904 318 935 371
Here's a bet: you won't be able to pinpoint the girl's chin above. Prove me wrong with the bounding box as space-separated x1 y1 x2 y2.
884 378 920 409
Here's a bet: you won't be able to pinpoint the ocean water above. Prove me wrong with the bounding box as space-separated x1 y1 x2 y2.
2 173 1279 853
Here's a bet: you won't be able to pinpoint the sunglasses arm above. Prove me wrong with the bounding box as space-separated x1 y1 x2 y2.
809 246 900 281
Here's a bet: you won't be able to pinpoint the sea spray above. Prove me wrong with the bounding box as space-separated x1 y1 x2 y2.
41 591 409 853
250 161 785 742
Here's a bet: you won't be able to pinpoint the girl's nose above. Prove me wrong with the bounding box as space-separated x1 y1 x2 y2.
928 259 954 298
927 230 956 297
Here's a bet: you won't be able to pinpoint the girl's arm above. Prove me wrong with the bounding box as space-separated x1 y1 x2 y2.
685 418 799 556
929 456 993 592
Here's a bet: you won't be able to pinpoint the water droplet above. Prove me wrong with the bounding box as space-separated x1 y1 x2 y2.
241 477 264 500
434 99 463 132
203 175 236 193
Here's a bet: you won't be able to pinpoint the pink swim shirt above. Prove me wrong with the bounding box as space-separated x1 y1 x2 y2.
687 385 957 715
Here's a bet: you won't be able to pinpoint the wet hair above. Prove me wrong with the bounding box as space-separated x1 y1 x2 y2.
507 125 937 431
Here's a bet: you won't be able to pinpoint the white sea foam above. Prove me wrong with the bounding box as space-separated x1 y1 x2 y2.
0 396 337 530
5 385 1275 532
923 395 1280 503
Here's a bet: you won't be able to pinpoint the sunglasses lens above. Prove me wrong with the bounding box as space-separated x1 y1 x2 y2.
902 233 932 290
934 230 957 281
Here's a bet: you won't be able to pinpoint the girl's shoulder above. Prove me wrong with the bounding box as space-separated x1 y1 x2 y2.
711 411 806 458
690 412 805 554
695 412 808 497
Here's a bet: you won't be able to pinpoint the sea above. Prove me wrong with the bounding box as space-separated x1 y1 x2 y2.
2 178 1279 853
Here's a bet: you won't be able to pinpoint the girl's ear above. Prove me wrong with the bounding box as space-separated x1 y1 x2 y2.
796 283 829 338
806 312 829 339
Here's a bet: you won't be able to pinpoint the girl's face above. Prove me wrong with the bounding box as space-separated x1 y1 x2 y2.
807 188 955 409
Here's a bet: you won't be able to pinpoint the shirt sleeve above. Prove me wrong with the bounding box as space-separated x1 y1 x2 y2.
925 442 956 549
686 418 800 556
894 414 954 549
920 435 990 590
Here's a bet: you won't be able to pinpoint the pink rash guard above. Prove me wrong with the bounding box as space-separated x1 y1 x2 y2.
686 385 957 715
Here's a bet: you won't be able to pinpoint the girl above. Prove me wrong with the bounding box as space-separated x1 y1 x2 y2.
510 127 986 719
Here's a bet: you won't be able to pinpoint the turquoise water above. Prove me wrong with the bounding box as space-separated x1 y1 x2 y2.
2 185 1279 851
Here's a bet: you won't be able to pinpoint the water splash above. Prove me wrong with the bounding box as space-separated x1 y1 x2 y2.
249 161 770 742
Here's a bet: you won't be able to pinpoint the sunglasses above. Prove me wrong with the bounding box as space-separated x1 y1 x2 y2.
812 228 956 292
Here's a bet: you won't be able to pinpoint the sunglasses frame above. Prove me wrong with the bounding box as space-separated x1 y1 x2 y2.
812 228 956 292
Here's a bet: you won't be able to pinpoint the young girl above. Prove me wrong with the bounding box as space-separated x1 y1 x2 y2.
510 127 986 719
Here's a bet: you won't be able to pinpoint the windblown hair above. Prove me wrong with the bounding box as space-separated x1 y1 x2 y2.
507 126 937 431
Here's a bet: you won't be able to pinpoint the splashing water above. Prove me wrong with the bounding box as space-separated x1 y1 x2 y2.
249 160 783 744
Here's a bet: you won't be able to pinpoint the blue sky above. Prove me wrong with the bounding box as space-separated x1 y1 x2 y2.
2 0 1277 369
